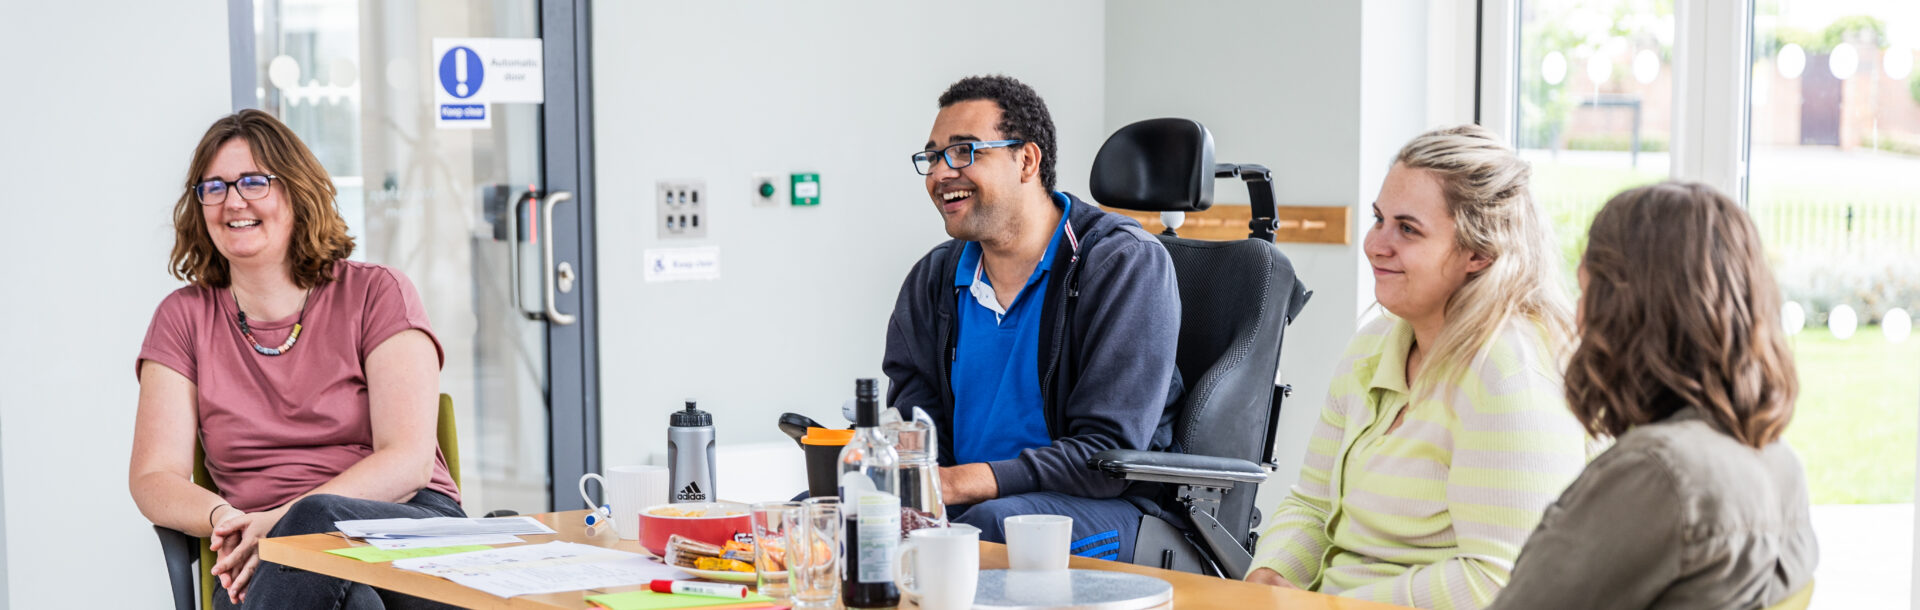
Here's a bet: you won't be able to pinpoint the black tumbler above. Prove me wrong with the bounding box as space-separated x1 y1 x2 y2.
800 428 851 499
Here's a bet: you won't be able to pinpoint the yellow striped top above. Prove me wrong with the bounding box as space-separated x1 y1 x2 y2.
1250 315 1598 609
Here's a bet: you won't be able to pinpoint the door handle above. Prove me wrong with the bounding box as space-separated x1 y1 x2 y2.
504 191 542 320
540 191 578 326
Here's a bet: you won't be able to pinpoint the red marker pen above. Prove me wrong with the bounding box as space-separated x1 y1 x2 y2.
649 579 749 599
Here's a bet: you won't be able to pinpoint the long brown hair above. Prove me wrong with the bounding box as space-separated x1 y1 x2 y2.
169 109 354 288
1566 181 1797 448
1393 125 1574 398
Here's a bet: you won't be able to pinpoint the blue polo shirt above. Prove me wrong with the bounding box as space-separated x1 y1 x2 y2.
951 192 1072 466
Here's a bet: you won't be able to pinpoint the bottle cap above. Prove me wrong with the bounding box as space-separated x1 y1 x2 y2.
671 400 712 427
854 379 880 427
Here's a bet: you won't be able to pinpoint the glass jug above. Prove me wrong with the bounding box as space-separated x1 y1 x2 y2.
883 408 947 533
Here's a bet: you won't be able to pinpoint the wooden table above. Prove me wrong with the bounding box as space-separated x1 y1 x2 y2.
260 510 1408 610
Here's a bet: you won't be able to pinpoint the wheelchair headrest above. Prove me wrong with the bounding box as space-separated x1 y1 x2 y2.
1090 118 1216 213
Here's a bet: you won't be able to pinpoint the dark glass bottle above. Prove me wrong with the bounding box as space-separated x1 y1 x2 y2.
838 379 901 608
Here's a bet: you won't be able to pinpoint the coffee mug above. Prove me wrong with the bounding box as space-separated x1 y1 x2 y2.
579 465 670 540
1003 514 1072 571
895 524 980 610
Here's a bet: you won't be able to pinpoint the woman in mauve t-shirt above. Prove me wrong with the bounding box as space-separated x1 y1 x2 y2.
130 109 462 609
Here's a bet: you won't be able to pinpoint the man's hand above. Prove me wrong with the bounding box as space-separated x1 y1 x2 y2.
1246 567 1299 589
940 463 999 505
210 504 290 604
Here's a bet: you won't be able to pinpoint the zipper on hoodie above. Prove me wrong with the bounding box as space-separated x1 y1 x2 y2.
1038 215 1083 436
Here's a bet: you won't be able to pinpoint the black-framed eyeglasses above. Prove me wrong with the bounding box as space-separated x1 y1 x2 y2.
911 140 1024 175
191 174 277 206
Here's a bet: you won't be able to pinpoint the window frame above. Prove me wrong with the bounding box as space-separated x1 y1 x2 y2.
1478 0 1753 198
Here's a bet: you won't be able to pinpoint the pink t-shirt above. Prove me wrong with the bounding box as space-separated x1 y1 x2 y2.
136 260 461 513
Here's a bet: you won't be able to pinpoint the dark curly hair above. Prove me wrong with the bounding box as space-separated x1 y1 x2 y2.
938 75 1058 192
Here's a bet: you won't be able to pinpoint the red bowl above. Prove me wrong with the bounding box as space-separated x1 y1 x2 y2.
636 502 753 557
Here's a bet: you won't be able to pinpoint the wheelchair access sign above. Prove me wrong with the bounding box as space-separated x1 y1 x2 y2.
431 38 544 129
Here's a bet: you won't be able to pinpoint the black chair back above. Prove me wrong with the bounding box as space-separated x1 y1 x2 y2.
1090 118 1309 552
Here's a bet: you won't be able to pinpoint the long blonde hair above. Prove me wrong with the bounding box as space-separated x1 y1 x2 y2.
1393 125 1574 398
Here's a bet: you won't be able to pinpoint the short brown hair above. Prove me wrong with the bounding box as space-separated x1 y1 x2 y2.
170 109 354 288
1567 182 1797 448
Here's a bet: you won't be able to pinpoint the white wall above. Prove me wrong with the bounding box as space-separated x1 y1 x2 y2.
1105 0 1447 516
589 0 1109 492
0 1 232 607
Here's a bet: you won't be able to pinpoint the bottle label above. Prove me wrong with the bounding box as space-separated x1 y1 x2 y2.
854 492 900 583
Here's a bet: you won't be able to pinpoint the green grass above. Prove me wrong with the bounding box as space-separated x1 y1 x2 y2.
1784 326 1920 505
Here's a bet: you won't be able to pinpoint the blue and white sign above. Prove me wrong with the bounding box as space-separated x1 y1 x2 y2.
431 38 545 129
438 46 484 99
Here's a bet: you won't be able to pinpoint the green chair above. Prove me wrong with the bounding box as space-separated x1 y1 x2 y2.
1764 581 1814 610
156 393 463 610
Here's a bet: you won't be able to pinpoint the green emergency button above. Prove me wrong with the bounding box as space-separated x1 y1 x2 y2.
759 182 776 198
791 173 820 206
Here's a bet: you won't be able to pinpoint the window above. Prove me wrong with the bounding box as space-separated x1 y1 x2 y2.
1515 0 1674 281
1750 2 1920 606
1495 1 1920 605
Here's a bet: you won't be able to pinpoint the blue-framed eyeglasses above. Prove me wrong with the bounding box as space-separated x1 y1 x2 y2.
912 140 1025 175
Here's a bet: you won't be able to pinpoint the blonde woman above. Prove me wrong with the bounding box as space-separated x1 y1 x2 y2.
1487 183 1816 609
1245 125 1595 609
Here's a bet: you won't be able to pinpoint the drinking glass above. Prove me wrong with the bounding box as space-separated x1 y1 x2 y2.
750 501 800 600
784 497 840 609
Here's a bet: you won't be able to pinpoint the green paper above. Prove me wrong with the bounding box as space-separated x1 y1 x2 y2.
584 589 777 610
325 544 493 563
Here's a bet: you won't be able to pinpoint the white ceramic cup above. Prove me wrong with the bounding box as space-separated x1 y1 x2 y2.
895 524 981 610
579 465 670 540
1003 514 1073 571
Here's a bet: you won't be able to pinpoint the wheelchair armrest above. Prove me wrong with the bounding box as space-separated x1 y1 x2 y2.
1088 449 1268 487
153 525 199 610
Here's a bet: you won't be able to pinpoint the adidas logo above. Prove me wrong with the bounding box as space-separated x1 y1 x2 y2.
675 481 707 502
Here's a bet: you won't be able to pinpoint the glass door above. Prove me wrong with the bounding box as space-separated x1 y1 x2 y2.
233 0 599 514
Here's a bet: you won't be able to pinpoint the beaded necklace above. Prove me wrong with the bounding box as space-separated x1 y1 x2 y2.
233 286 311 356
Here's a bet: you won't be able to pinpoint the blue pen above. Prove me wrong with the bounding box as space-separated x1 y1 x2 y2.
584 504 614 527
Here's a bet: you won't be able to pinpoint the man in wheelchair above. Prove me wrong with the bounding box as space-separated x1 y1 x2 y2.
882 74 1186 562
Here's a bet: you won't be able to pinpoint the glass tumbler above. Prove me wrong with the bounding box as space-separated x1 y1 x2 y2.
784 496 841 609
750 501 800 600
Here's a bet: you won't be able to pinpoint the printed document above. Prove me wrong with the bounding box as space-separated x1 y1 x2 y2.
391 541 690 598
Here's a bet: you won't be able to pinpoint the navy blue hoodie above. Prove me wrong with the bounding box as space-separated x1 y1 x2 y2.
882 192 1183 499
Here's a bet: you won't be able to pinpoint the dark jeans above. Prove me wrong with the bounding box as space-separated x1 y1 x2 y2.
212 489 465 610
950 491 1167 562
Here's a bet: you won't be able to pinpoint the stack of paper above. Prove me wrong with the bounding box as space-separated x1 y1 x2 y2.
392 541 690 598
336 516 558 538
333 516 556 549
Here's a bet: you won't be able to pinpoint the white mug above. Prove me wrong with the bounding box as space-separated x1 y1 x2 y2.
1003 514 1072 571
579 465 670 540
895 524 980 610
